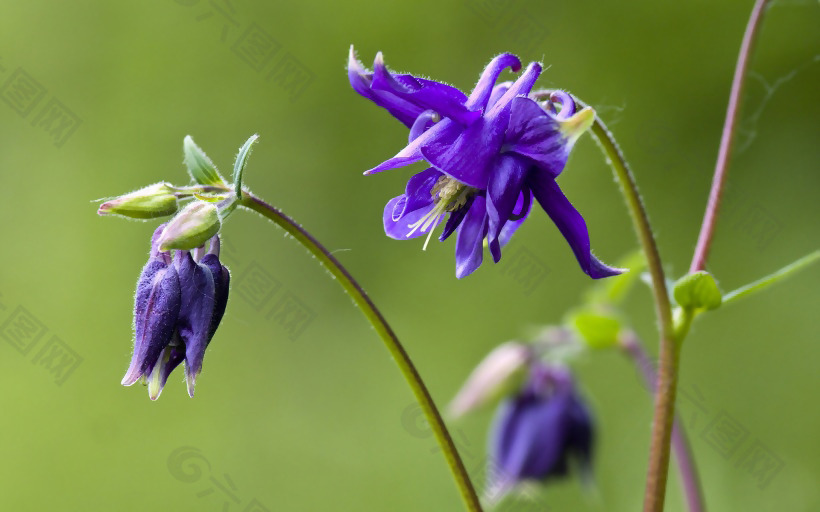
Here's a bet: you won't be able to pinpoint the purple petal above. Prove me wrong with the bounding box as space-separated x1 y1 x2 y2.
498 189 533 247
372 53 479 126
383 196 438 240
174 251 216 395
455 196 488 278
439 195 475 242
549 90 576 120
347 46 425 128
200 253 230 342
506 97 568 177
408 110 438 143
419 64 542 189
518 391 574 479
420 119 506 189
402 168 442 213
365 118 459 175
487 82 512 109
485 62 542 119
528 176 624 279
566 395 594 472
465 54 522 110
146 333 186 400
150 223 172 264
122 260 181 386
486 154 528 262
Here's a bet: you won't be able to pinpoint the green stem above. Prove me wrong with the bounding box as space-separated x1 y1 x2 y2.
689 0 772 273
575 99 677 512
723 250 820 305
238 192 483 512
621 331 705 512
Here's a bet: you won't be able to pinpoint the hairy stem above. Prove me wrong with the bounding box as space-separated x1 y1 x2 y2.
622 332 705 512
689 0 773 273
239 192 483 512
576 99 677 511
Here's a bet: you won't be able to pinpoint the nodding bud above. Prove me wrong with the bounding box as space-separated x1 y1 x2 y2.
158 201 221 251
448 341 533 419
123 228 231 400
487 364 594 502
122 224 182 390
98 182 179 219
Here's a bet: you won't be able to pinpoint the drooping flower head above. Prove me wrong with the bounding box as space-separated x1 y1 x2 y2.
122 223 230 399
349 47 623 278
488 363 593 501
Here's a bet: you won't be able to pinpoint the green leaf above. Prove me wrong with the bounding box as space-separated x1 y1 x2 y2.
568 308 623 349
183 135 226 186
673 271 722 311
233 134 259 197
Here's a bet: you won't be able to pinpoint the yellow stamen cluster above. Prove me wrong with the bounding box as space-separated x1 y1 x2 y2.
407 176 476 250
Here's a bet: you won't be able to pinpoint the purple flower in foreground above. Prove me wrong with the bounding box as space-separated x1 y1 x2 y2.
349 47 623 278
488 364 593 501
122 224 230 399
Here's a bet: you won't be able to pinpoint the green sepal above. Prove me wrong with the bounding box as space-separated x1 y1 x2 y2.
97 182 179 219
233 134 259 198
567 307 623 350
183 136 226 186
673 271 722 311
158 201 221 251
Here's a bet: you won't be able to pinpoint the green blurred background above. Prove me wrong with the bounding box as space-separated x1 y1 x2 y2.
0 1 817 510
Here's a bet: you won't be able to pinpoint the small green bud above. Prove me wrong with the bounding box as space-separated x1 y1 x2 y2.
568 307 623 350
158 201 221 251
673 271 722 311
97 182 179 219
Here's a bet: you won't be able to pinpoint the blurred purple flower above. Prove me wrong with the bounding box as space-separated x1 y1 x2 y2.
487 364 593 501
349 47 623 278
122 224 230 400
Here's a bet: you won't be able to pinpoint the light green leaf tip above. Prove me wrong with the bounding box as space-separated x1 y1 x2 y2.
183 135 226 186
233 134 259 198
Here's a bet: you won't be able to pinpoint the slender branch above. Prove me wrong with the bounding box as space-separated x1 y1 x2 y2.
574 98 678 512
574 100 674 334
723 250 820 305
621 332 705 512
238 192 483 512
689 0 773 273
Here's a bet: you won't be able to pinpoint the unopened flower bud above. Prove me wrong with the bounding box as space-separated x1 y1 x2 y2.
448 341 532 419
122 228 231 400
98 182 179 219
158 201 221 251
487 364 594 502
122 224 182 391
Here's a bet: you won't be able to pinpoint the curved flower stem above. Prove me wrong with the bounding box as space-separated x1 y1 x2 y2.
573 97 678 512
238 192 483 512
689 0 772 273
621 332 705 512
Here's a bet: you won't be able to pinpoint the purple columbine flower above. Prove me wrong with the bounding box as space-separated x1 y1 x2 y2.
487 364 593 501
349 47 623 278
121 224 230 400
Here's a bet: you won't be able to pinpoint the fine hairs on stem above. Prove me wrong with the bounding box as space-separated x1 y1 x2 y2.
238 193 484 512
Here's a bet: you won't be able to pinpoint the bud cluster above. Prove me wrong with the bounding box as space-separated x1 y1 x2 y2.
121 223 230 399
